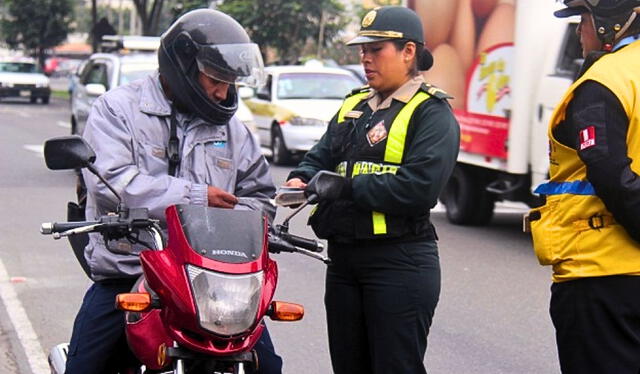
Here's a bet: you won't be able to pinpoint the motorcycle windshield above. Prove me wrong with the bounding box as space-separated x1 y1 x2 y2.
177 205 264 264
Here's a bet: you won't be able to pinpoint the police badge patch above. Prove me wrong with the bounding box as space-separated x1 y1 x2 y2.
366 120 388 146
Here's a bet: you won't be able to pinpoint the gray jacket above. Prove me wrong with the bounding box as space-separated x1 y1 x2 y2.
82 73 275 281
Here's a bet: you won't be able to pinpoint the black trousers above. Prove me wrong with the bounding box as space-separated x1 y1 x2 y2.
550 276 640 374
325 239 441 374
65 280 283 374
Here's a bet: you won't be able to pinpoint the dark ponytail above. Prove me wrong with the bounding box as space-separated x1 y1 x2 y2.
418 47 433 71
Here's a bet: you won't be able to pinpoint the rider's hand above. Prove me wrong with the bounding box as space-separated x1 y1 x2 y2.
207 186 238 208
284 178 307 189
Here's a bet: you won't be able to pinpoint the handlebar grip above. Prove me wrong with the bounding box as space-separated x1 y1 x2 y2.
268 234 297 253
281 233 324 253
41 221 99 234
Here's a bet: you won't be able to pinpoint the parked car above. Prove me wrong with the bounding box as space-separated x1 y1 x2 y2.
70 36 258 139
0 57 51 104
70 36 161 135
243 65 362 165
341 64 366 84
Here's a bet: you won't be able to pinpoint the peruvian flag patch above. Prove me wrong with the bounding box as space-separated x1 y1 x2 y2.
579 126 596 150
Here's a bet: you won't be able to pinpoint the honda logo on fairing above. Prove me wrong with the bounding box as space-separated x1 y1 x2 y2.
210 249 249 258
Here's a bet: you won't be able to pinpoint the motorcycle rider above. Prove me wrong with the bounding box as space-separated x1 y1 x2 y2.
65 9 282 373
529 1 640 372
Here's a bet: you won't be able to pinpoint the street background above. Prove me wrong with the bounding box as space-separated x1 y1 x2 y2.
0 94 560 373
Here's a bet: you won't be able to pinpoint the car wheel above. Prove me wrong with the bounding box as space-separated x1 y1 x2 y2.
271 128 291 166
440 165 495 225
42 96 49 104
30 97 37 104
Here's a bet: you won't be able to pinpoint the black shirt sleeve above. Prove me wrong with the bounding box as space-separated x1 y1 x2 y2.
554 80 640 242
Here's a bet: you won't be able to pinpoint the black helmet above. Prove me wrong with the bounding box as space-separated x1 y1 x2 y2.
158 9 265 125
555 0 640 48
346 6 433 71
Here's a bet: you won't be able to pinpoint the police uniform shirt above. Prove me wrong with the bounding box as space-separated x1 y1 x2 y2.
365 75 425 111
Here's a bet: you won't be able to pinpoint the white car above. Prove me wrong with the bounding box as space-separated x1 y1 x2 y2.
243 66 362 165
70 50 159 136
0 58 51 104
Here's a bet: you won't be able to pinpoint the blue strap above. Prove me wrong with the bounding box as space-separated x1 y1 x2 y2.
613 34 640 52
534 181 596 195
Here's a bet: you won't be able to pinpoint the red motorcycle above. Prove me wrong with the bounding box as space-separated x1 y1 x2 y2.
41 136 332 374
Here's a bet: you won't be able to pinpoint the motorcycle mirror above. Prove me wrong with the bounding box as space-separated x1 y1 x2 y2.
44 135 96 170
44 135 124 209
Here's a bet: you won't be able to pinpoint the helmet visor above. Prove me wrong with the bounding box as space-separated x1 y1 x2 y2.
196 43 265 88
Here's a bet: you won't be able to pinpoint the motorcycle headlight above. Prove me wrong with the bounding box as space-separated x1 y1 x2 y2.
187 265 264 336
289 116 326 127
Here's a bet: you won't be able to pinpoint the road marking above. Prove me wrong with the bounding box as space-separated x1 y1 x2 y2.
57 121 70 129
23 145 44 158
0 258 50 374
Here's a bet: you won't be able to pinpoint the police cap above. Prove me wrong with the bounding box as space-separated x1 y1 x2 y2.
347 6 424 46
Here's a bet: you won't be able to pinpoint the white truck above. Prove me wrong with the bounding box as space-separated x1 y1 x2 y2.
406 0 582 225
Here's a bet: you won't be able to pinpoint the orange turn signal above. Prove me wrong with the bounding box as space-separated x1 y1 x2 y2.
269 301 304 321
115 292 151 312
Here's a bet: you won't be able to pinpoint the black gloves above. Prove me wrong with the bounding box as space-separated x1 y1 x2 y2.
305 171 352 202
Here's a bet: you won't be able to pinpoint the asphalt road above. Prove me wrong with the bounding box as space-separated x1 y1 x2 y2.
0 97 561 373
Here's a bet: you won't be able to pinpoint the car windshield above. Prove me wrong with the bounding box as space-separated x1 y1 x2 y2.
277 73 360 100
0 62 40 73
119 62 157 85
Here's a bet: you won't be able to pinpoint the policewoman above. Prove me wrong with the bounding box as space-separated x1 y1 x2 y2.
285 6 459 373
528 1 640 372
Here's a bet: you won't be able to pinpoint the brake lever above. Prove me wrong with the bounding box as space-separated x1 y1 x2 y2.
295 247 331 265
52 224 103 240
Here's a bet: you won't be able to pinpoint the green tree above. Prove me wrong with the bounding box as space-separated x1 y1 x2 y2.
218 0 348 64
1 0 73 68
132 0 168 35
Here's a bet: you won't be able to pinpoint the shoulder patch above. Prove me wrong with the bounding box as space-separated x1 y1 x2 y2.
347 85 372 98
421 83 453 100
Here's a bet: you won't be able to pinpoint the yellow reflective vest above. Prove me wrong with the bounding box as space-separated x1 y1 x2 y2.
334 88 432 236
530 41 640 282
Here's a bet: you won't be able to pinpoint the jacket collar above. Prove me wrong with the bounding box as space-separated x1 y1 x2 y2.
138 72 172 117
366 75 424 111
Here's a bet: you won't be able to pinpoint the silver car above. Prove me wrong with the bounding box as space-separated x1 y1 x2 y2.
70 51 158 136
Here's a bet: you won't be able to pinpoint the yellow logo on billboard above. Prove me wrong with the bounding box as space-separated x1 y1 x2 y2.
362 10 377 28
478 53 510 113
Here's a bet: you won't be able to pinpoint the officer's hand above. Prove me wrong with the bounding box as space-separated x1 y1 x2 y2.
305 171 351 201
207 186 238 209
284 178 307 189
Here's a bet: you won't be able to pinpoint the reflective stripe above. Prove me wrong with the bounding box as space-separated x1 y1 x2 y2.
372 211 387 235
337 92 369 123
534 181 596 195
351 161 398 176
384 91 430 164
335 161 348 176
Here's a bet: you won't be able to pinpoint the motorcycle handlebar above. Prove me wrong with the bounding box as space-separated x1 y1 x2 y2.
281 232 324 253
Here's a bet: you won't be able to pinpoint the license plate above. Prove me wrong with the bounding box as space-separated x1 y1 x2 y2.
19 90 30 97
